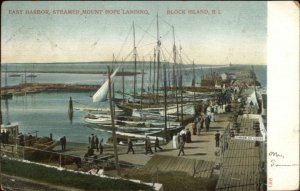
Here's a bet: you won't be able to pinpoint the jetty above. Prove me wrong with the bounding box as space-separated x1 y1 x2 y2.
1 83 100 95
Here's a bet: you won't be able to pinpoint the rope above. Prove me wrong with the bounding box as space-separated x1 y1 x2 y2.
136 16 156 47
135 24 156 41
116 26 133 61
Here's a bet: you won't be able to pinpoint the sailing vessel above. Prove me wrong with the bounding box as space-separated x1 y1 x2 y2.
84 66 120 125
86 15 206 141
27 64 38 81
8 64 21 77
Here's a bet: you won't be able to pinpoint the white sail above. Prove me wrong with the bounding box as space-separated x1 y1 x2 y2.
92 67 119 102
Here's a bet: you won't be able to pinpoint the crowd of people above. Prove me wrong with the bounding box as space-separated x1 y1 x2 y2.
126 136 163 155
85 134 104 156
58 103 224 158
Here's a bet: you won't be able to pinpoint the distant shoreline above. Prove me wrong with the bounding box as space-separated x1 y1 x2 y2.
0 62 253 66
4 70 142 76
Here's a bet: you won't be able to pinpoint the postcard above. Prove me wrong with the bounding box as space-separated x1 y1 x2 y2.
1 1 299 191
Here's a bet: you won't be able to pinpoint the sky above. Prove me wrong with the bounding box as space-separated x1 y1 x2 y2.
1 1 267 65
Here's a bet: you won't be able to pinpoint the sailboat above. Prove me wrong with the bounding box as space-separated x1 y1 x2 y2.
8 64 21 77
27 64 38 80
84 66 120 125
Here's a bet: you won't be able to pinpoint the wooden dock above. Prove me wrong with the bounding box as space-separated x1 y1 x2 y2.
144 155 215 178
215 115 261 191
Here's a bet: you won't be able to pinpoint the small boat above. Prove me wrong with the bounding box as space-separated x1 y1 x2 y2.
77 107 124 116
9 73 21 77
27 74 38 78
116 126 163 133
84 114 112 125
132 109 161 119
145 120 180 128
115 119 145 127
1 122 19 129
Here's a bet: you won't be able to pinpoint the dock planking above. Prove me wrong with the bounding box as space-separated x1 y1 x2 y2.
144 155 214 178
216 115 261 191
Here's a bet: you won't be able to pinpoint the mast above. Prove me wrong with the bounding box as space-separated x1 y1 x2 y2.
179 45 183 124
156 14 161 103
107 66 120 175
172 25 179 121
24 67 27 84
68 97 73 124
163 63 168 141
122 58 125 101
153 48 156 97
5 64 8 87
201 66 204 81
192 60 196 102
140 59 144 110
4 99 9 125
168 61 171 88
133 22 137 101
149 56 152 91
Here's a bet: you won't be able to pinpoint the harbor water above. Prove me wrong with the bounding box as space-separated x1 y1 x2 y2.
1 63 267 143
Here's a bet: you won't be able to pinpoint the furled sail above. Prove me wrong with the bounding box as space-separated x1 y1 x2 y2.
92 67 119 102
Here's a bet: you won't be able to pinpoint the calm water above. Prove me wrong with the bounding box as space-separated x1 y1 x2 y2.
1 63 267 143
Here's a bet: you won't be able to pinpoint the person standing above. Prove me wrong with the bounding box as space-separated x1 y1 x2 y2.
200 115 205 129
197 120 201 136
193 116 199 135
126 138 134 154
63 136 66 151
88 135 91 144
19 133 24 146
186 129 192 143
95 136 99 152
60 136 64 151
211 105 215 122
60 136 66 151
192 123 197 135
182 132 187 143
28 134 33 146
215 131 220 147
154 137 163 152
91 134 95 149
145 137 153 154
177 135 185 156
205 115 211 132
99 138 104 154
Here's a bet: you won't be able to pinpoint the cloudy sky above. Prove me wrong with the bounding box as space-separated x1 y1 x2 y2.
1 1 267 65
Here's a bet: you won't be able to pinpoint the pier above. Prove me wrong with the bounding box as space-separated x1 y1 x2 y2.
215 115 262 191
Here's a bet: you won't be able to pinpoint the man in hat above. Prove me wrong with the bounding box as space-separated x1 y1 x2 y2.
177 135 185 156
215 130 220 147
127 138 134 154
145 137 153 154
154 137 163 152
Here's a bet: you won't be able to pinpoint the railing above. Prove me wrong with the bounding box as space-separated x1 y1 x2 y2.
0 143 143 173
